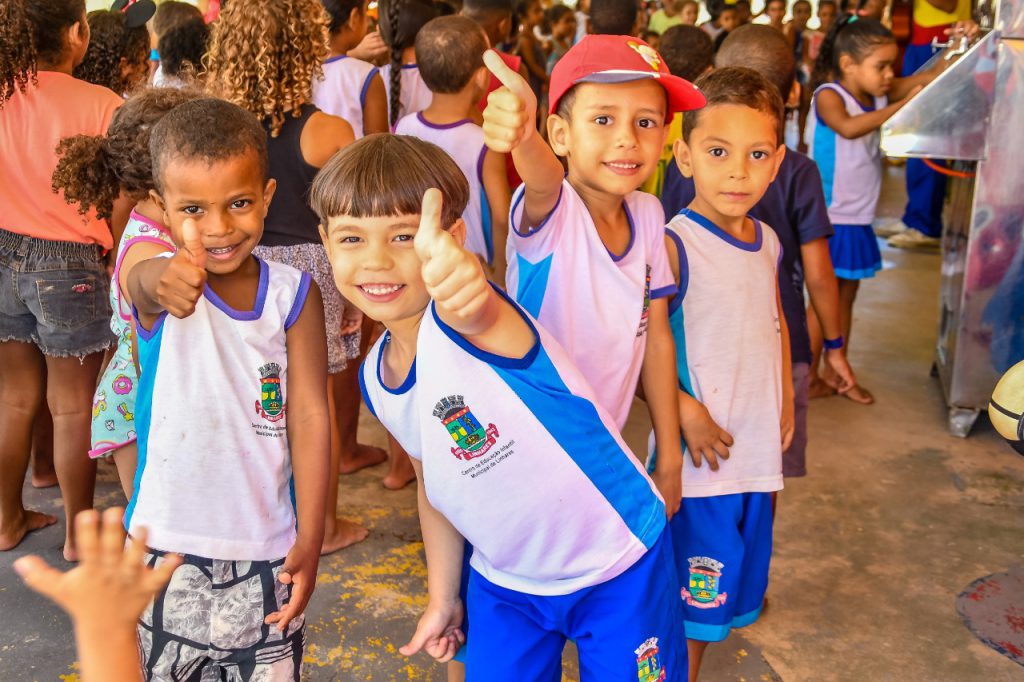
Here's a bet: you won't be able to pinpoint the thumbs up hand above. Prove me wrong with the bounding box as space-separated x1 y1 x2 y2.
482 50 538 154
415 189 491 326
157 218 208 318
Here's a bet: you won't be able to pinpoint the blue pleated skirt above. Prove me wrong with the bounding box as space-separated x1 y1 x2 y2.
830 223 882 280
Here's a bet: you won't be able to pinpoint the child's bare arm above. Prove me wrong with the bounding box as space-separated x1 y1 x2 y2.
777 282 795 450
117 240 175 310
14 508 181 682
642 298 684 518
128 218 206 327
802 238 855 392
481 149 512 284
482 50 564 230
415 189 535 359
399 458 466 663
814 87 920 140
265 283 330 633
362 73 390 136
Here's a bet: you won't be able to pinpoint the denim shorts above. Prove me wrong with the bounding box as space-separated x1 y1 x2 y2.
0 228 113 358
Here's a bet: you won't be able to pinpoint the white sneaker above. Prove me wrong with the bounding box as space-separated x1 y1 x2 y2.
887 228 941 249
874 219 909 238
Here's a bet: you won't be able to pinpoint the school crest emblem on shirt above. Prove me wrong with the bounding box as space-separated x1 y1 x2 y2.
433 395 499 460
255 362 285 422
683 556 728 608
635 637 667 681
628 41 662 72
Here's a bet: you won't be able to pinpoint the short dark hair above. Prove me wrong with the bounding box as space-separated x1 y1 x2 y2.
716 24 794 103
152 0 202 38
150 98 269 193
415 16 488 94
683 67 784 143
310 134 469 230
765 0 786 8
589 0 638 35
461 0 513 24
659 25 714 82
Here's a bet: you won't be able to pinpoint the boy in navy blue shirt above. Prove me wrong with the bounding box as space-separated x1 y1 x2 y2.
661 25 857 478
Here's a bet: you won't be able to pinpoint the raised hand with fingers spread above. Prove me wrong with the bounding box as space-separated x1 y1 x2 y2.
14 508 181 682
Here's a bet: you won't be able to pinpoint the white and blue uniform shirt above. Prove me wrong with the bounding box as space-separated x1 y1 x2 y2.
126 258 312 561
395 113 495 265
359 291 667 596
505 180 676 429
806 83 887 225
659 209 784 498
380 64 432 129
313 55 380 138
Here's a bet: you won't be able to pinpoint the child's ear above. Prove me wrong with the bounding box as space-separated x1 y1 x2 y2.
347 6 361 30
769 144 786 182
672 138 694 178
837 53 855 77
448 218 468 248
474 65 490 94
262 178 278 215
149 189 167 216
547 114 571 157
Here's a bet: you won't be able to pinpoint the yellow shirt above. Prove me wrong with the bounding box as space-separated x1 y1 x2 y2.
913 0 971 28
642 113 683 198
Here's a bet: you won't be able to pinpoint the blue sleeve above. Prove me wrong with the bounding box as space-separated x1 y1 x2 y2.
790 153 834 244
660 161 696 220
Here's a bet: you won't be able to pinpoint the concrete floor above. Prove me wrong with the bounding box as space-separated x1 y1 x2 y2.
2 167 1023 680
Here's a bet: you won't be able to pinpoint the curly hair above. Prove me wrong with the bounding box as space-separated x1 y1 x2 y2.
158 17 209 80
53 87 204 220
379 0 438 127
203 0 329 137
73 10 150 94
1 0 86 106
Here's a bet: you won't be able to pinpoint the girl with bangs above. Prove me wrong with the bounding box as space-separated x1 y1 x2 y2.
204 0 377 555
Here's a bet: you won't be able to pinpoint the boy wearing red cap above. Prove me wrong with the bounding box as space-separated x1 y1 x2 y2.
482 35 705 521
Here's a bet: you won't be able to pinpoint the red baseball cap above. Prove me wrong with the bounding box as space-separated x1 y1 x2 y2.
549 34 707 116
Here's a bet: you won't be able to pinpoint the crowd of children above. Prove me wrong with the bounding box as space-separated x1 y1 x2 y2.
0 0 977 680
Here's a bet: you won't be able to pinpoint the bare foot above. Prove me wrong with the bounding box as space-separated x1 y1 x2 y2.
383 463 415 490
0 510 58 551
338 443 388 475
30 470 59 489
63 542 79 563
321 517 369 555
809 376 837 399
841 384 875 405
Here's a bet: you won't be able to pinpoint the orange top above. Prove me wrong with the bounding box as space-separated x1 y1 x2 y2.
0 72 122 249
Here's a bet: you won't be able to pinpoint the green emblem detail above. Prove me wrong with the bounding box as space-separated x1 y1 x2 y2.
256 362 285 422
433 395 499 460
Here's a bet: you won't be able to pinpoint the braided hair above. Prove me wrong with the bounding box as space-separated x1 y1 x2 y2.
0 0 86 106
378 0 438 127
811 13 894 91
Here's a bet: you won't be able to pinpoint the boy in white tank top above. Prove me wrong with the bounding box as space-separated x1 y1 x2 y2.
126 99 329 681
482 36 707 518
312 134 686 680
395 16 511 281
662 68 794 680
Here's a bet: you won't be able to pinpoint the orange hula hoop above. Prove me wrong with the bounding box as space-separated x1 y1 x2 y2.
923 158 977 178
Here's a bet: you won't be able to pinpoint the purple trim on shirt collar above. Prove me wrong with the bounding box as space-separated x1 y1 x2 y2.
324 54 349 65
284 271 312 330
400 63 419 70
203 257 269 321
360 68 379 109
430 283 541 369
376 331 416 394
665 228 687 314
831 81 877 112
682 208 763 252
416 111 472 130
476 145 487 184
511 183 564 238
607 201 637 262
129 209 170 234
132 306 167 341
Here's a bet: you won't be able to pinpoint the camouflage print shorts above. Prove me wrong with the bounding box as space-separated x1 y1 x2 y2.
139 551 304 682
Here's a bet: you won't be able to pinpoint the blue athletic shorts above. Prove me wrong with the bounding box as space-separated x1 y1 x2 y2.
464 528 686 681
672 492 773 642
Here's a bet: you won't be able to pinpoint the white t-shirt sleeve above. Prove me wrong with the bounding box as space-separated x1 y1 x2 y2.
508 180 568 261
636 194 675 299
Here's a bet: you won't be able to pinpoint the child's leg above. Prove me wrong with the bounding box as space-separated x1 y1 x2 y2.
686 640 709 682
465 569 565 682
112 443 137 500
833 278 873 405
322 373 369 555
383 433 416 490
0 341 56 551
447 661 466 682
45 352 103 561
573 529 687 681
30 403 58 488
